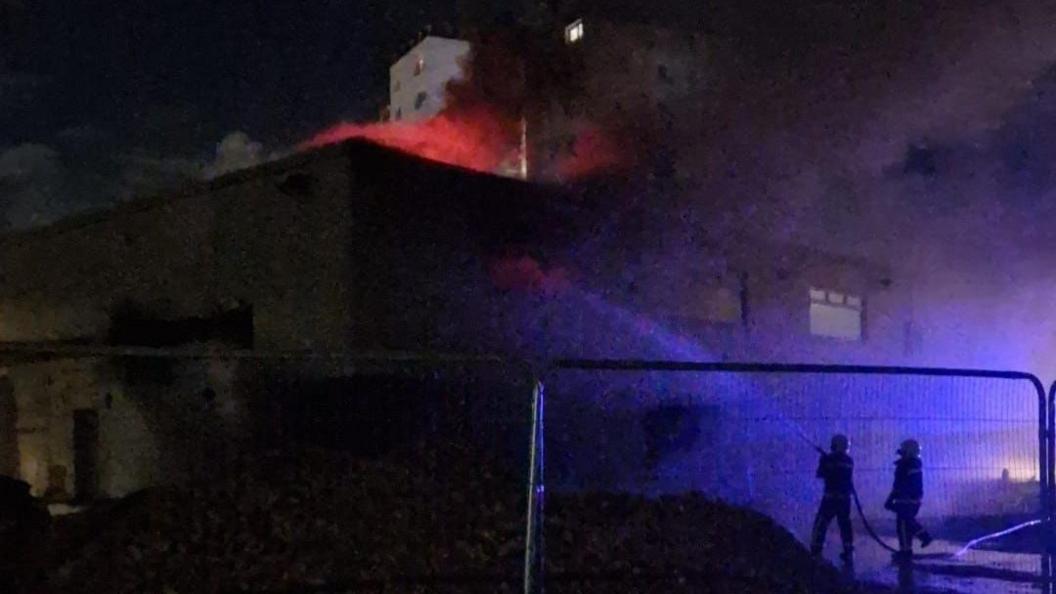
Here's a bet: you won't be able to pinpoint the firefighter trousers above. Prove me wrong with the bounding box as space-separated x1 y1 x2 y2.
811 496 853 553
895 504 929 552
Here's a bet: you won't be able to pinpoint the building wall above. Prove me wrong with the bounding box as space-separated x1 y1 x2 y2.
0 145 355 495
8 359 103 497
388 36 471 123
732 241 906 365
0 145 353 350
8 354 251 498
0 140 912 499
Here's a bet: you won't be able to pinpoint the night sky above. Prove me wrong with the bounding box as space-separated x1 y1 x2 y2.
1 0 457 146
3 0 1056 235
0 0 457 225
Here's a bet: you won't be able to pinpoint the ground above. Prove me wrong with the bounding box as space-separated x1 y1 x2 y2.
2 443 1043 593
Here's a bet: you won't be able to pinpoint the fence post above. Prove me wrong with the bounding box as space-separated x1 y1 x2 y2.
1048 381 1056 548
523 380 545 594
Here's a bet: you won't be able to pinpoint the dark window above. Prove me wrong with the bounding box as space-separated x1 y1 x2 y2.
108 301 254 348
414 92 428 110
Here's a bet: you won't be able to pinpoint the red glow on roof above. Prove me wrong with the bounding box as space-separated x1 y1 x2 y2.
302 105 518 175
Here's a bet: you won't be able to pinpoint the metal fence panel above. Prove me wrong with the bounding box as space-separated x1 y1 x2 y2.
7 349 540 593
535 361 1047 590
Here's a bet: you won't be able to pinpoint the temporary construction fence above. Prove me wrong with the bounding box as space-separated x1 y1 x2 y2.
5 344 1056 593
1 346 542 593
531 360 1051 592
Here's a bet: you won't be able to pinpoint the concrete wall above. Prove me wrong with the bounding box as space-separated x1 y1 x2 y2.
0 145 354 495
5 354 254 498
0 140 912 499
389 36 471 123
732 241 907 365
0 145 353 350
8 359 103 497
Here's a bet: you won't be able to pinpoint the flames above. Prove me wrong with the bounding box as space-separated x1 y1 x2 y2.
303 108 624 182
302 104 521 175
300 31 630 182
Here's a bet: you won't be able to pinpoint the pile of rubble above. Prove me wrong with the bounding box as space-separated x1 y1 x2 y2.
545 492 847 593
49 446 856 593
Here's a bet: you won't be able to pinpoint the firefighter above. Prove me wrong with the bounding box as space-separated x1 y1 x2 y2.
810 434 855 563
885 438 933 560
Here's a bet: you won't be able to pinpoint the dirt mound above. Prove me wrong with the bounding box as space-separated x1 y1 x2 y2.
48 446 856 593
547 492 849 593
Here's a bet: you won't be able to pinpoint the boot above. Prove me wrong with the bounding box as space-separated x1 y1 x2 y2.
892 550 912 563
918 532 933 548
839 547 854 564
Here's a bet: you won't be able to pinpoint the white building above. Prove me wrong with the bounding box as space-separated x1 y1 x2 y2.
388 36 471 123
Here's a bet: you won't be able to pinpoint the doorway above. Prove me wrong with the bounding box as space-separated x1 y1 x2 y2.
73 409 99 502
0 378 16 477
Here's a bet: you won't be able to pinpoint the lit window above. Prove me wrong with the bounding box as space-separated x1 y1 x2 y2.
414 56 424 75
809 288 863 341
565 19 584 44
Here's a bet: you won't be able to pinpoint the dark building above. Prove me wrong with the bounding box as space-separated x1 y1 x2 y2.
0 140 908 499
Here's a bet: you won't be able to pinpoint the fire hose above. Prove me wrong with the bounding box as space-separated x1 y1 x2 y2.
769 415 901 553
775 415 1044 558
851 485 899 554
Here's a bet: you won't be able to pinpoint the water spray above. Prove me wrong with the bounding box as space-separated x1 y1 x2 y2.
569 283 1047 559
952 519 1043 557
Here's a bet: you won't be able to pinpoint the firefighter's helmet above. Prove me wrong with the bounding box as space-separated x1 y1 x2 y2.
830 434 850 453
898 439 921 458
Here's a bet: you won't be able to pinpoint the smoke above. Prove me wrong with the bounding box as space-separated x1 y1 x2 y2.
302 32 624 181
303 31 523 175
520 0 1056 373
